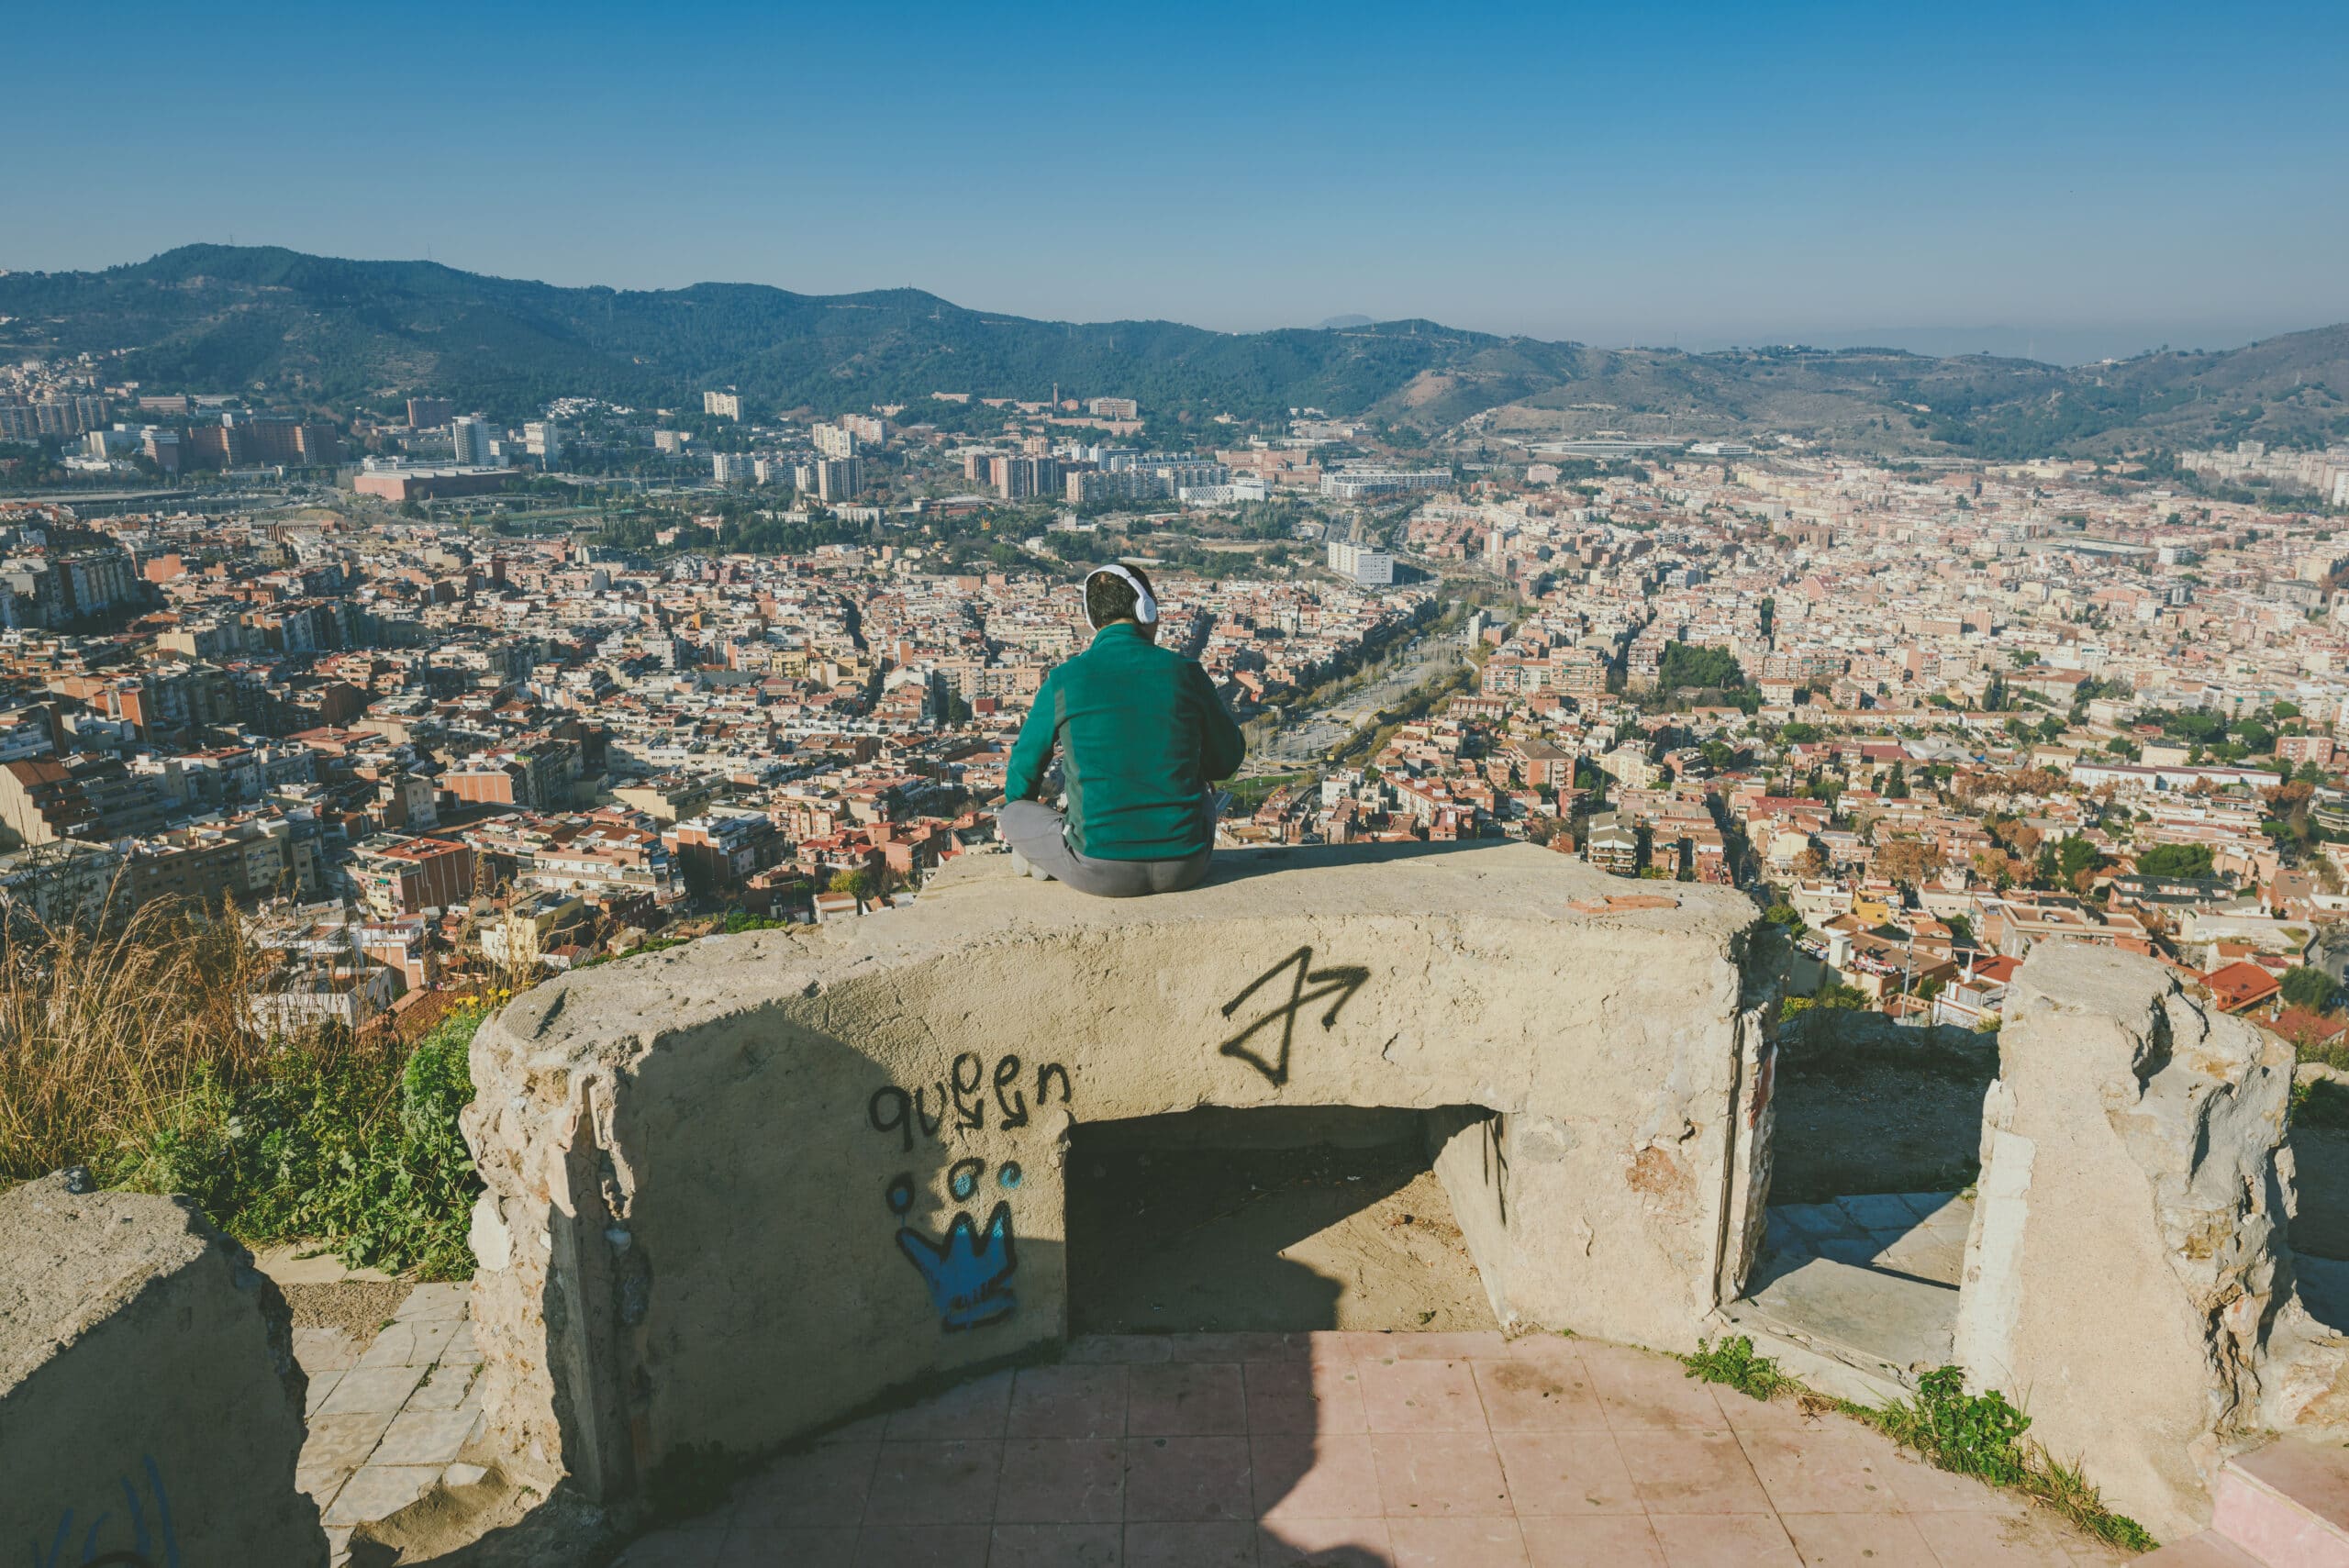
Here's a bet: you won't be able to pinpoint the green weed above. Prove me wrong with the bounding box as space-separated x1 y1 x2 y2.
1680 1334 1793 1402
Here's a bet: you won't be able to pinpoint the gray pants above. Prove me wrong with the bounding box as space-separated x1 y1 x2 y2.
999 797 1213 898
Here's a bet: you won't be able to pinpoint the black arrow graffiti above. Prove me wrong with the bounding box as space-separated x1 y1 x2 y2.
1217 945 1371 1088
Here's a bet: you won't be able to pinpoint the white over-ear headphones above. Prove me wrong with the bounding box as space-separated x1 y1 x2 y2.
1085 564 1160 628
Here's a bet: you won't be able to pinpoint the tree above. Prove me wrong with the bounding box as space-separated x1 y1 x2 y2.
1657 641 1744 692
1972 848 2027 889
829 866 884 903
2134 843 2215 879
1876 838 1944 888
2281 965 2338 1014
1884 762 1909 799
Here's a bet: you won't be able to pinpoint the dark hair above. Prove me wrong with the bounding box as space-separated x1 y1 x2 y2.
1085 565 1154 627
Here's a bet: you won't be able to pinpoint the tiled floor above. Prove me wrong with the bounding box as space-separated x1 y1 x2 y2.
290 1282 487 1565
614 1330 2131 1567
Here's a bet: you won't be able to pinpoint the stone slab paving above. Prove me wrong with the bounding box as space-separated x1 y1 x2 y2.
612 1329 2130 1567
291 1281 485 1565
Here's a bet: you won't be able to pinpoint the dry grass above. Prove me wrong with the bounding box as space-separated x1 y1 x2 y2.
0 890 483 1277
2 894 280 1179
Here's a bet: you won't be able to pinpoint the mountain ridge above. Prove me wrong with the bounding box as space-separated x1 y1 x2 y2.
3 246 2345 459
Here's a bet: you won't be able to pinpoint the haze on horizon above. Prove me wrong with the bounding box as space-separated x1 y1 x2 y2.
5 0 2345 364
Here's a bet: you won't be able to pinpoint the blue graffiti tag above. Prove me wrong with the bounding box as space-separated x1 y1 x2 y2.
32 1454 180 1568
886 1179 1018 1331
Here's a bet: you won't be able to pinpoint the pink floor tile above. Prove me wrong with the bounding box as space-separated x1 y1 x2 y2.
718 1527 857 1567
1644 1512 1803 1567
1175 1332 1307 1363
882 1373 1012 1440
1738 1427 1903 1515
1245 1360 1370 1436
1257 1518 1395 1565
1709 1387 1824 1434
850 1523 992 1568
1387 1514 1531 1567
1578 1343 1726 1431
985 1522 1122 1567
1472 1355 1607 1432
730 1441 878 1529
1358 1358 1487 1434
1129 1362 1249 1435
1384 1331 1508 1361
995 1438 1126 1524
1519 1514 1669 1567
1492 1430 1643 1517
1371 1431 1513 1518
1252 1432 1385 1520
1065 1335 1174 1364
866 1440 1005 1524
1879 1451 2024 1516
1613 1429 1773 1516
1008 1364 1130 1440
1777 1511 1942 1567
613 1529 728 1568
1123 1434 1254 1522
1906 1508 2086 1566
1123 1520 1258 1566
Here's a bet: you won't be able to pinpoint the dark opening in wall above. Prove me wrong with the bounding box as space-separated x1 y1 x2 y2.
1065 1105 1497 1335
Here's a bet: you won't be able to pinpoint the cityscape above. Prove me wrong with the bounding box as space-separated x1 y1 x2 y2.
2 372 2346 1034
5 6 2349 1568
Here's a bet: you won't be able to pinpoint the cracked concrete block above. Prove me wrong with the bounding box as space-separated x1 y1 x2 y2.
0 1173 329 1565
461 842 1767 1498
1953 944 2295 1540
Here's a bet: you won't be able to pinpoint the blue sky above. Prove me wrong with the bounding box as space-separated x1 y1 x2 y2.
5 1 2345 358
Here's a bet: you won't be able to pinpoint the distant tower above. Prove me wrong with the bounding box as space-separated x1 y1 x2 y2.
451 415 494 465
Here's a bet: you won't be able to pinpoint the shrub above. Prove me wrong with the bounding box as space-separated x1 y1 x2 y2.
1681 1335 1791 1402
0 896 484 1279
1854 1366 2154 1551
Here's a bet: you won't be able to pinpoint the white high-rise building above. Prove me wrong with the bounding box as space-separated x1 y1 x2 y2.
812 422 859 460
1327 539 1396 586
451 415 496 466
523 421 563 465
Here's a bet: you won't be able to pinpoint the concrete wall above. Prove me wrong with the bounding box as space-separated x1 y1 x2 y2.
1953 944 2298 1540
462 843 1769 1497
0 1172 328 1566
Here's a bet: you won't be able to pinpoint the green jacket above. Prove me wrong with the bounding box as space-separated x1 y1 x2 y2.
1005 622 1246 860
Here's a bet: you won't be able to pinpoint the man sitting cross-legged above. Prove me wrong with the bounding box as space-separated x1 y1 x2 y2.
998 563 1246 898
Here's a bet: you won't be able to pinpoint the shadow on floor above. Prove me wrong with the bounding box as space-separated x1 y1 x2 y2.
1066 1107 1496 1336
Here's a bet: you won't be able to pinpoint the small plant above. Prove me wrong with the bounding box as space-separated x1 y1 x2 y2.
1851 1366 2155 1552
1881 1366 2031 1485
0 889 488 1281
1681 1334 1791 1402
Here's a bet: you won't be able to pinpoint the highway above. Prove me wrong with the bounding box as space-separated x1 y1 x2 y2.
1241 635 1464 773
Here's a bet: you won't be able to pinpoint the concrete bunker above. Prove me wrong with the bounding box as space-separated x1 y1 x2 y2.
462 842 1774 1499
1724 1009 1998 1403
1065 1104 1504 1334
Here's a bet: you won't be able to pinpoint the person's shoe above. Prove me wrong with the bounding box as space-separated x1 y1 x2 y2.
1009 849 1052 881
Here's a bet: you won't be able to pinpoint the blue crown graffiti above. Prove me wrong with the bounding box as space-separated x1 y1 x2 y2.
887 1173 1019 1331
